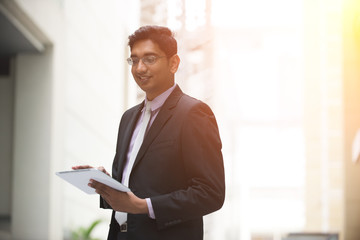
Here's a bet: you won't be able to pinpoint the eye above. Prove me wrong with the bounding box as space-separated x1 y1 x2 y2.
143 55 157 65
127 57 140 65
132 58 140 65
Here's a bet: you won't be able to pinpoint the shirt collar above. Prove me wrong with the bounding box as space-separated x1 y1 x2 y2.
144 83 176 112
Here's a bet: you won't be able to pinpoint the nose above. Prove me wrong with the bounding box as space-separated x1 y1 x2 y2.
134 60 147 73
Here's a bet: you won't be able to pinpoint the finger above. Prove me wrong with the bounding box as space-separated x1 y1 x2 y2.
89 180 112 198
72 165 94 170
97 166 110 176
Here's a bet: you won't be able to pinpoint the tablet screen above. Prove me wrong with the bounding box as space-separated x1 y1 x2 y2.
56 168 130 194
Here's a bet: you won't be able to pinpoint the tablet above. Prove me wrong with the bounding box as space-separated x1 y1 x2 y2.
56 168 130 194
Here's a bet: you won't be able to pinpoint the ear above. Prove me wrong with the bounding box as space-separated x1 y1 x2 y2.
169 54 180 74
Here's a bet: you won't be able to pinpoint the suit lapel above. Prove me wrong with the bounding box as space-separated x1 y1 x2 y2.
132 86 183 170
117 103 143 176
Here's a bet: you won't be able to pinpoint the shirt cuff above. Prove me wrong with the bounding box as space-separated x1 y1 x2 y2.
146 198 156 219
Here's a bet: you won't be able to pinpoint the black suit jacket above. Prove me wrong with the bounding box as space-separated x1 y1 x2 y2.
102 85 225 240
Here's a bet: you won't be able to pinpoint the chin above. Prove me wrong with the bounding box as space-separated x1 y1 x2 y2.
137 84 151 93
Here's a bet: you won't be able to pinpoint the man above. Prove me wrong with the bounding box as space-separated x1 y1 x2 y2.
73 25 225 240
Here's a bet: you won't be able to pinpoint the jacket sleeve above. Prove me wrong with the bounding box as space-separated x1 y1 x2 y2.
150 102 225 229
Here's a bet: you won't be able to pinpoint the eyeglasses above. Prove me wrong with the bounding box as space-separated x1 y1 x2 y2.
127 55 166 66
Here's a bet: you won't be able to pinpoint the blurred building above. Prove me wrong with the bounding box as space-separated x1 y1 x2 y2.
303 0 360 240
138 1 360 240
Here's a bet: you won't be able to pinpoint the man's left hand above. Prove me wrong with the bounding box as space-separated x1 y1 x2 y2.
88 180 149 214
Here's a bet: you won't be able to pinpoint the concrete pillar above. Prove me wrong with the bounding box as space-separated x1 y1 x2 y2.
11 48 62 240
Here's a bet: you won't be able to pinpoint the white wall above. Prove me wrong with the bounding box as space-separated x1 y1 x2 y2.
62 1 129 237
10 0 140 239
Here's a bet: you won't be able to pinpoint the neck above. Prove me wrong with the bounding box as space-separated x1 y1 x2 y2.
146 82 175 101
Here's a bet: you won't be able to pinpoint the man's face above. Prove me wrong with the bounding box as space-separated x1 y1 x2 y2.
130 39 179 100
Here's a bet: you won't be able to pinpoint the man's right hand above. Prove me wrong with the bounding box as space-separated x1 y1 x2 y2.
72 165 111 176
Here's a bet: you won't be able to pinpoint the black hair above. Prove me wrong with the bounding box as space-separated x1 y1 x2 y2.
128 25 177 58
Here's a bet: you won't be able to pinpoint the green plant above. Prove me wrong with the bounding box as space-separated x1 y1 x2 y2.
71 219 103 240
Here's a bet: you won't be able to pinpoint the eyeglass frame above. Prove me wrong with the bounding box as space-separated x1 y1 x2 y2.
127 55 167 66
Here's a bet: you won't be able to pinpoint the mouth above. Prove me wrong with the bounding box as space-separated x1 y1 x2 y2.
137 75 151 83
